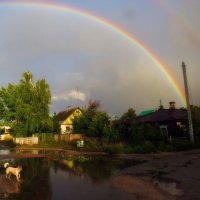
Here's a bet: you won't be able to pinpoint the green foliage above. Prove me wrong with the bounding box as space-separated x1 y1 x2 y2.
73 113 90 133
73 101 118 142
0 83 17 122
133 141 157 153
191 105 200 136
170 138 200 151
116 108 138 142
73 100 100 133
0 71 52 136
83 138 103 152
88 112 110 137
1 139 16 148
52 112 60 133
120 108 137 122
102 125 119 143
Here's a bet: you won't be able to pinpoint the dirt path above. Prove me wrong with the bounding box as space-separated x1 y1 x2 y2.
112 149 200 200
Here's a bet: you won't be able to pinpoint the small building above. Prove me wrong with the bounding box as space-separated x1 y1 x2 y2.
137 102 188 139
56 107 82 134
0 126 11 134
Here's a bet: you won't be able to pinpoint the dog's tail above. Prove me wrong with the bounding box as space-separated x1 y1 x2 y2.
4 162 9 168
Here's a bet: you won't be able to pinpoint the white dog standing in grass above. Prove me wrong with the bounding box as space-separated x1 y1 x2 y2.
4 162 22 182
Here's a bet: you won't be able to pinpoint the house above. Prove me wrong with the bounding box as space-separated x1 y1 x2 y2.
0 126 11 133
137 102 188 139
56 107 82 134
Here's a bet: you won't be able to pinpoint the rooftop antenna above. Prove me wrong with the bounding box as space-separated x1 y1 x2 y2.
182 62 194 143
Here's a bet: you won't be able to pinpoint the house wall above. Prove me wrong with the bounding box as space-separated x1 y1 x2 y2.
60 108 82 134
60 124 73 134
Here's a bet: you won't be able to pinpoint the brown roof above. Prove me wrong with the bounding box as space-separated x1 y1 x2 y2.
56 107 82 122
137 108 187 123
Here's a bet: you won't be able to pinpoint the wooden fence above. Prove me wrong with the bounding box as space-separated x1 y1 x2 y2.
15 137 39 145
54 134 84 142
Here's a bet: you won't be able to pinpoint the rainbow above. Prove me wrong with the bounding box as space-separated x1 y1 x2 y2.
0 0 186 106
155 0 200 45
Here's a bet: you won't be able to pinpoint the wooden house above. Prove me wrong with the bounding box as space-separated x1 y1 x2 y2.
56 107 82 134
137 102 188 138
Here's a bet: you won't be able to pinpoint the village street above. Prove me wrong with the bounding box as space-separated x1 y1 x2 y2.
112 149 200 200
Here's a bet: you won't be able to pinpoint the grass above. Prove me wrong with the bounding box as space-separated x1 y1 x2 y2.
12 136 200 154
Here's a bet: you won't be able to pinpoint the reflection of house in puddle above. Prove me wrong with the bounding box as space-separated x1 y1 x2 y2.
0 175 20 198
152 176 184 196
59 159 84 176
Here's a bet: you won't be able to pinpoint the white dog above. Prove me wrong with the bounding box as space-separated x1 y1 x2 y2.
4 162 22 182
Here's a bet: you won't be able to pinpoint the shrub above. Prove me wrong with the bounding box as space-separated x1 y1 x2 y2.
133 141 157 153
1 139 16 148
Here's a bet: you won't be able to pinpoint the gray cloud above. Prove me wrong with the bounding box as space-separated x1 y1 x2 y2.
0 2 199 116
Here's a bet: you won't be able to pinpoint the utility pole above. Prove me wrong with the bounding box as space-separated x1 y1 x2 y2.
182 62 194 143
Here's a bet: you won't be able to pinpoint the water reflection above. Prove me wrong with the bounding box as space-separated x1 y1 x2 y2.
0 150 10 155
0 176 20 198
55 156 138 183
0 156 138 200
152 176 184 196
1 158 52 200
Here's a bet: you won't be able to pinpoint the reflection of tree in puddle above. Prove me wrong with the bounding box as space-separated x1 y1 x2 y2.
57 156 140 183
1 158 52 200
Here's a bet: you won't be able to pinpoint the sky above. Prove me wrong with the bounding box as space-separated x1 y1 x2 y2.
0 0 199 116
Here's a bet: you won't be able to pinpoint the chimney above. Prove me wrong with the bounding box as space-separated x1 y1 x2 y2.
169 101 175 109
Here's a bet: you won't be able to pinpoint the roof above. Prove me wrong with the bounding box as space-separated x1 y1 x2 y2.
137 108 187 123
56 107 82 122
139 109 156 117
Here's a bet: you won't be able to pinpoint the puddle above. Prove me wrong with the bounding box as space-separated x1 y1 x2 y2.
0 156 141 200
152 176 184 196
0 150 11 155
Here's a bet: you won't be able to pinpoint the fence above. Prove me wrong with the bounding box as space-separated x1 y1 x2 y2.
54 134 84 142
15 137 39 145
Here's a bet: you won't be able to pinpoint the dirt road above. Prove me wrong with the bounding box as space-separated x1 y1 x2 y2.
112 149 200 200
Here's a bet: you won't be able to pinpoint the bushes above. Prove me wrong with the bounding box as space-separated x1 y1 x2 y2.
133 141 157 153
0 139 16 148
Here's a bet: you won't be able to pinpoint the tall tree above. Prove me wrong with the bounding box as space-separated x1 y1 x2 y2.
0 83 17 122
73 100 100 134
0 71 52 136
117 108 138 142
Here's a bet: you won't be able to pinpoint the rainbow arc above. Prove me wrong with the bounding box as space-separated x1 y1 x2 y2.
0 1 186 106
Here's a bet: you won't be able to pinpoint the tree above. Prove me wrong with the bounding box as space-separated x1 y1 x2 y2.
116 108 138 142
120 108 137 122
52 112 60 133
191 105 200 137
0 71 52 136
88 111 111 137
73 100 119 142
0 83 17 122
73 100 100 134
